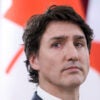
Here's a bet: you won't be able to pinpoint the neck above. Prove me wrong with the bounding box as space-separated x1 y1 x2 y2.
60 87 79 100
39 84 80 100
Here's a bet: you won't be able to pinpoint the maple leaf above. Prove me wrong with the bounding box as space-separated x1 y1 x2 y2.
5 0 85 26
5 0 100 74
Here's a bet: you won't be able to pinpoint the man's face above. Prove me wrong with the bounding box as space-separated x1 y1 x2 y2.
31 21 89 89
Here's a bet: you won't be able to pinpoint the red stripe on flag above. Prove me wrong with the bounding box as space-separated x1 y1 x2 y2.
6 46 24 74
90 42 100 73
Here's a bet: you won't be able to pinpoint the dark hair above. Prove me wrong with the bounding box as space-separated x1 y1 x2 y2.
22 5 93 83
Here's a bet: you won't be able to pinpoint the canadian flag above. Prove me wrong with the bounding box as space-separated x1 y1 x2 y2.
0 0 100 100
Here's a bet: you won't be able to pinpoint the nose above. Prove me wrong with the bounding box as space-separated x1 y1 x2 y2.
64 43 79 62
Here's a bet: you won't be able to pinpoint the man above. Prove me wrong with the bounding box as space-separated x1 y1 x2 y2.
22 5 93 100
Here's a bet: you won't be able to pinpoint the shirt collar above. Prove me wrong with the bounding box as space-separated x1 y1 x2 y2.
37 86 62 100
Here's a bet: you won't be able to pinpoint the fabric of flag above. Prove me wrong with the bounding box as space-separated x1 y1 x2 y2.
0 0 100 100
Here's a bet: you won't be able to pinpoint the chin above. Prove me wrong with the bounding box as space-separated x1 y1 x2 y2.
70 79 85 87
65 78 85 88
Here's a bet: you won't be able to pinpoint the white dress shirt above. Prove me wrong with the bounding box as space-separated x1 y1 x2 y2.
37 86 62 100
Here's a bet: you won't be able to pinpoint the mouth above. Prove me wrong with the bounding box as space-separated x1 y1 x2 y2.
62 66 82 73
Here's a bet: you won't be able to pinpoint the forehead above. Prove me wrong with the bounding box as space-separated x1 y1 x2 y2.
42 21 85 41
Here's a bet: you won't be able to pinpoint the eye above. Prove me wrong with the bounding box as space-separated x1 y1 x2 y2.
51 42 62 48
75 42 84 48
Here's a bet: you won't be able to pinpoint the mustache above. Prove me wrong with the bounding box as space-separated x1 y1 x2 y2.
62 62 82 71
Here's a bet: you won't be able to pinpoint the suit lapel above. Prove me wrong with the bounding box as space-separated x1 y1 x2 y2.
32 92 43 100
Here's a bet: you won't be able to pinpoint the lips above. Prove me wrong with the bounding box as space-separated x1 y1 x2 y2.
66 66 80 70
62 65 82 73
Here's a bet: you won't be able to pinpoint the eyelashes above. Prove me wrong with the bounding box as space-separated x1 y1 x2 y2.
50 41 86 49
51 41 64 49
74 42 85 48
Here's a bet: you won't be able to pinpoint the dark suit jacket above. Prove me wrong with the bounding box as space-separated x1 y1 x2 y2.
32 92 43 100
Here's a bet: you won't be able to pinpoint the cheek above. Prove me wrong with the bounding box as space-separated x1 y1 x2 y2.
38 55 60 81
38 46 64 75
84 51 90 65
80 48 90 63
38 52 58 71
80 50 90 72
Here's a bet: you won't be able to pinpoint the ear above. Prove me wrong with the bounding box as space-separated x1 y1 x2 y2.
29 55 40 70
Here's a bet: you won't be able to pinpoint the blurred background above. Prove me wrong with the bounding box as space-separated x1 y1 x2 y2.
0 0 100 100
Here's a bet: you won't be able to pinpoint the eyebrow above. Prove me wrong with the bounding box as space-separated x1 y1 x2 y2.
49 35 68 41
49 35 86 42
74 35 86 40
